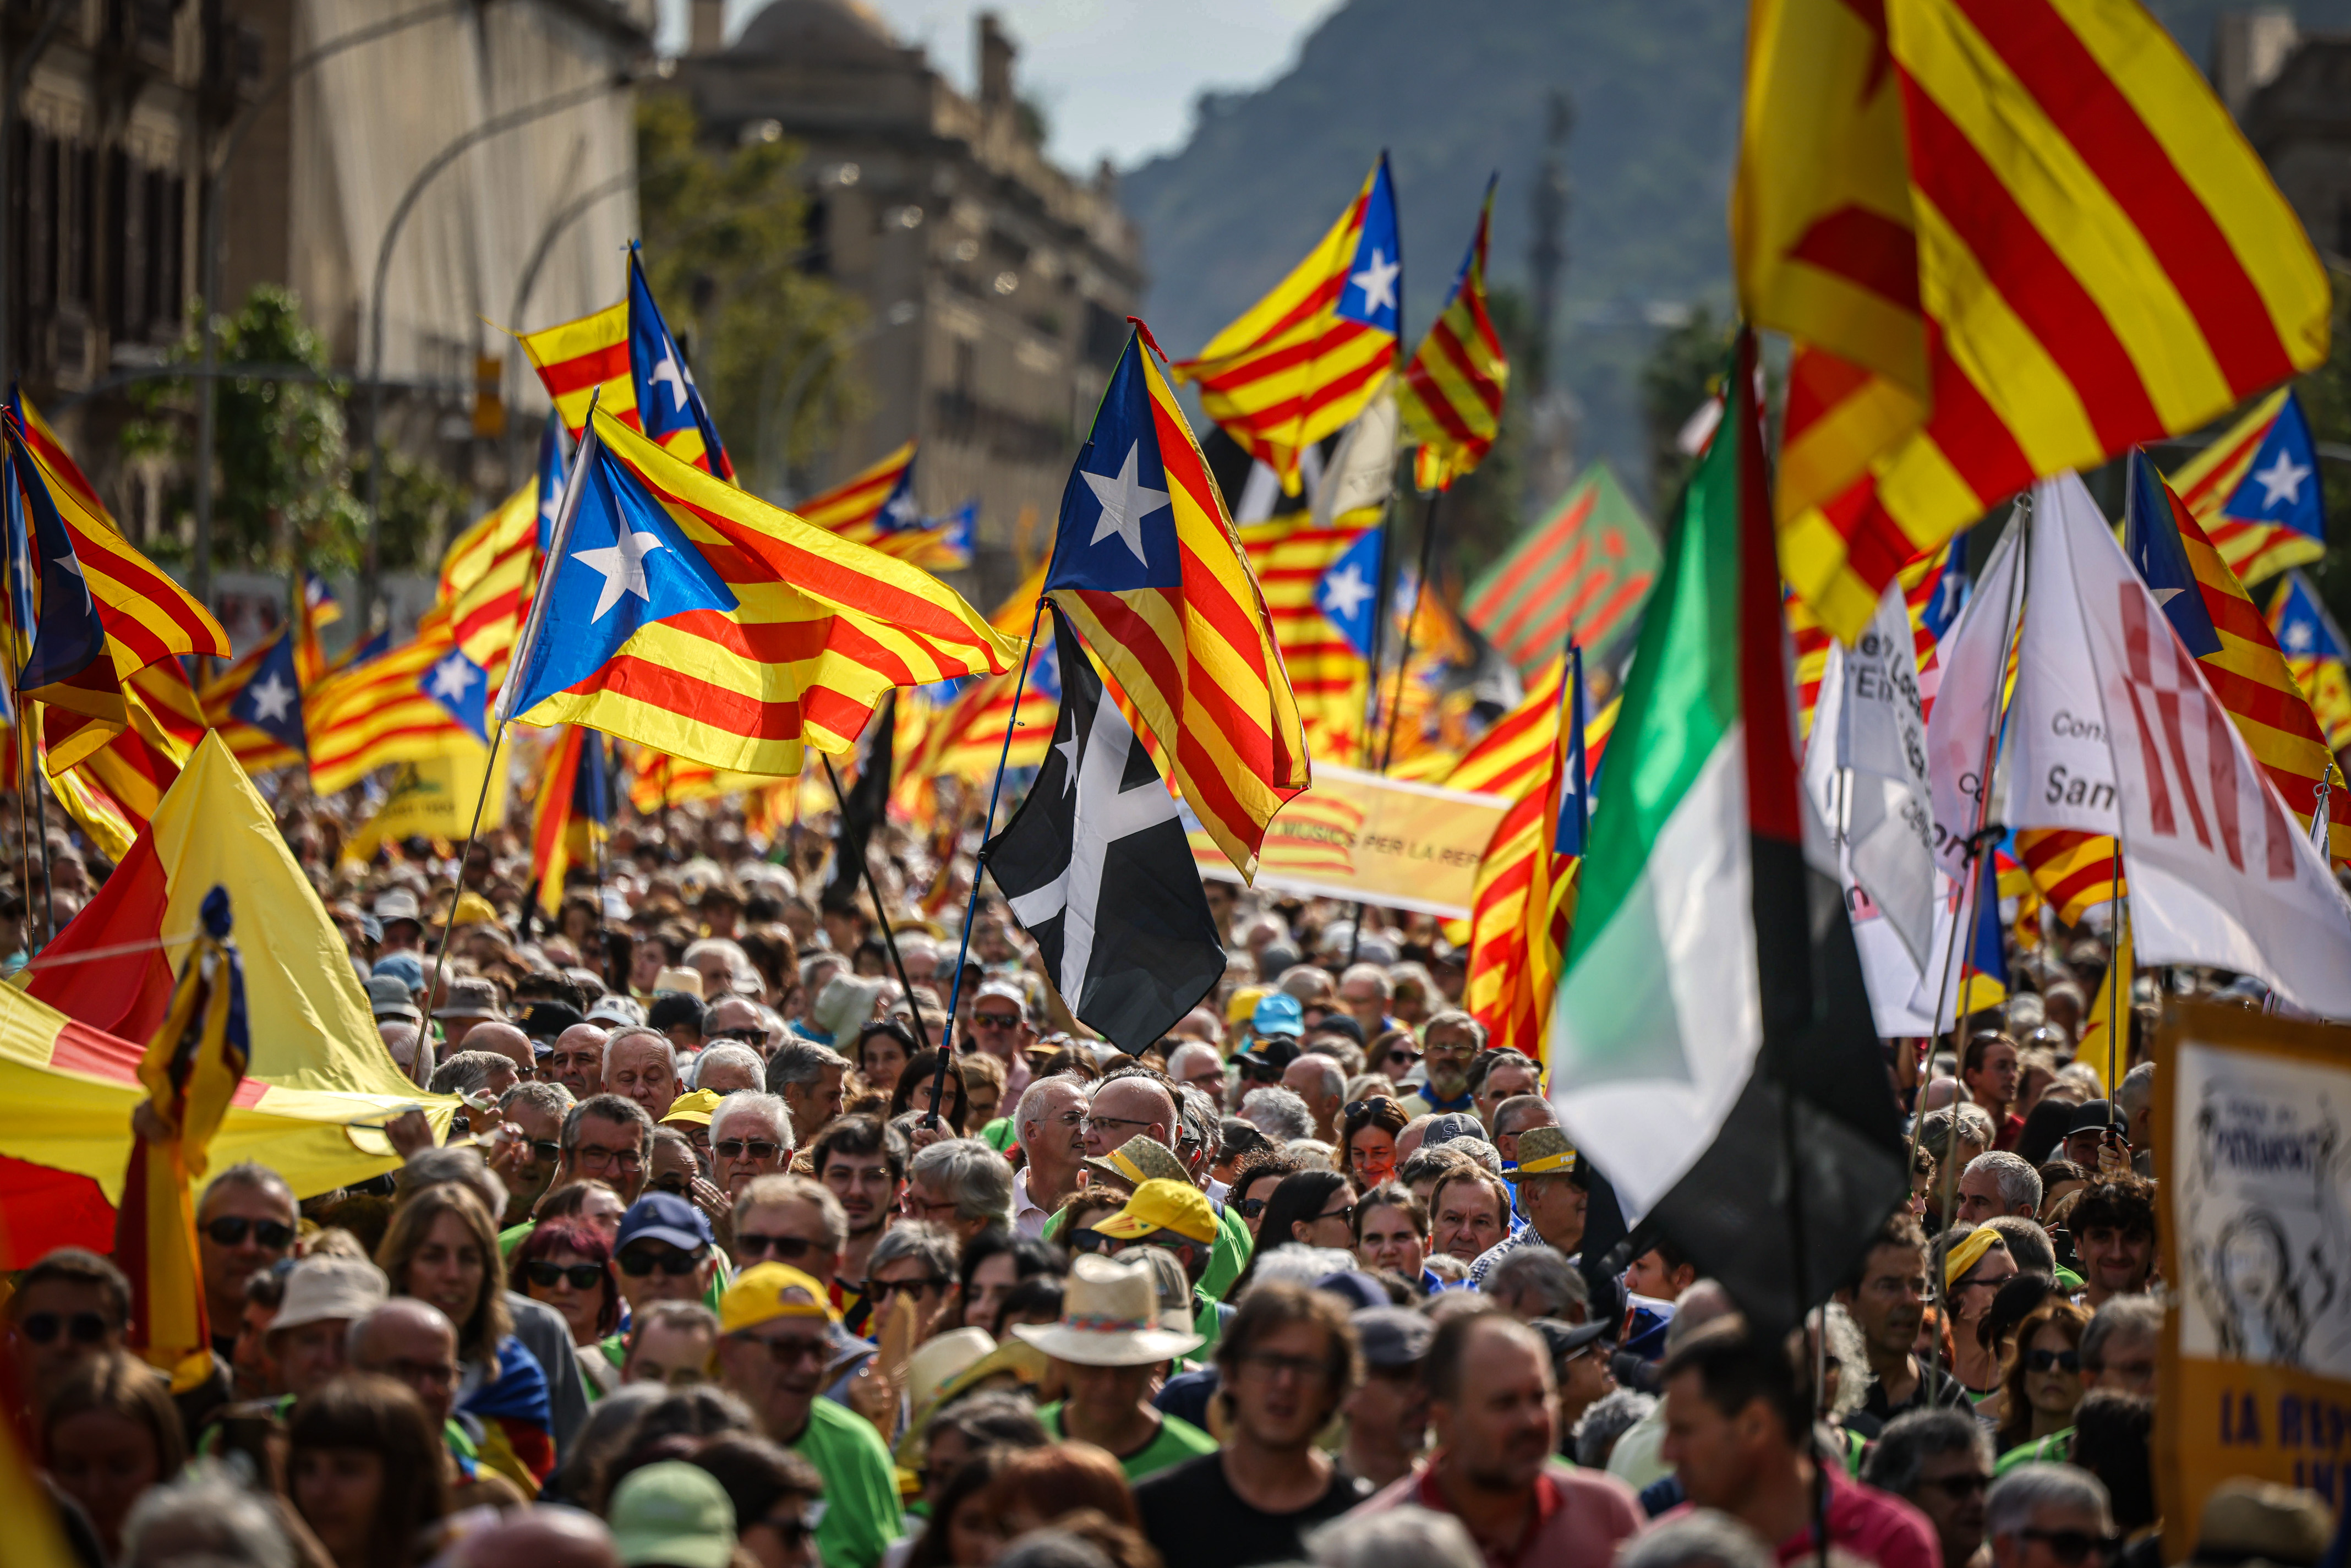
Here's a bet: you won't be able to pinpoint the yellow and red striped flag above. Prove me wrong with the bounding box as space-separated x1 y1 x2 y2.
2015 828 2124 928
520 301 639 442
1791 540 1951 738
1735 0 2331 643
1242 515 1376 765
1449 653 1567 802
196 577 331 774
2267 571 2351 752
532 727 610 917
1046 327 1308 877
2166 388 2328 586
1173 156 1402 493
502 406 1014 775
1397 179 1508 491
799 441 916 538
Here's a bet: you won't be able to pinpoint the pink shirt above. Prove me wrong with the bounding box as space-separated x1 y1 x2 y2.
1770 1472 1941 1568
1348 1461 1642 1568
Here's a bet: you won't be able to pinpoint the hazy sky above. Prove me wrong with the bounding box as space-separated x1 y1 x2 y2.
665 0 1348 170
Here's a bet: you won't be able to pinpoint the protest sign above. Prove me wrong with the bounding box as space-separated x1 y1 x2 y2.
1190 764 1509 919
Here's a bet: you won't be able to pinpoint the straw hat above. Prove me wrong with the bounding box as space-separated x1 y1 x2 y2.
2190 1480 2332 1568
905 1327 996 1408
1010 1254 1203 1366
431 977 504 1022
1082 1135 1189 1189
653 966 705 999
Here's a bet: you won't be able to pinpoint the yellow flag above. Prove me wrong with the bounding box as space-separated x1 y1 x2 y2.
341 740 509 866
2076 913 2132 1094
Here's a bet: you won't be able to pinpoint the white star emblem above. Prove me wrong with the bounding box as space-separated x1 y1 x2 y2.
883 489 922 528
573 526 666 621
52 551 86 600
1056 733 1080 794
1350 247 1400 316
540 486 562 532
649 348 690 413
1320 562 1374 622
428 652 478 703
2285 619 2315 652
1080 441 1171 566
2252 449 2311 509
2152 587 2184 608
249 671 296 723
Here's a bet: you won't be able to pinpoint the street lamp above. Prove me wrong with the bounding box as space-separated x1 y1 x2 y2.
357 70 637 632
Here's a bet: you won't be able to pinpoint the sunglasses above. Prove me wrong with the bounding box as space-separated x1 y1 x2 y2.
204 1217 296 1250
2021 1529 2120 1566
1384 1047 1419 1066
2025 1347 2082 1373
523 1261 606 1291
1239 1062 1284 1083
18 1310 111 1346
736 1233 821 1263
1921 1473 1990 1501
715 1139 783 1162
868 1275 947 1301
1069 1227 1115 1254
618 1248 707 1277
759 1512 819 1549
972 1011 1023 1029
524 1139 563 1162
1315 1202 1358 1226
1238 1197 1271 1219
1343 1096 1398 1121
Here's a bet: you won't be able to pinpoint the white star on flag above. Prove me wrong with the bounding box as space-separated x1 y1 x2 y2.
649 349 690 412
1319 562 1374 621
2284 620 2315 652
574 526 667 621
1056 734 1081 794
2253 448 2311 509
1081 441 1171 566
428 653 478 703
249 672 296 723
883 489 922 527
1350 248 1399 316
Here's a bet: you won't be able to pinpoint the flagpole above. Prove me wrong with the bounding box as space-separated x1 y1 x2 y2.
2103 848 2122 1094
932 597 1049 1129
822 750 932 1058
1347 487 1445 969
1917 493 2031 1406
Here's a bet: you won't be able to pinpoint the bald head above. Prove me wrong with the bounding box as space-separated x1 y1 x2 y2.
348 1298 461 1423
545 1021 609 1100
447 1507 620 1568
465 1021 535 1078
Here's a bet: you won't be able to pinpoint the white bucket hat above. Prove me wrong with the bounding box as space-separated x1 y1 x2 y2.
1010 1254 1204 1367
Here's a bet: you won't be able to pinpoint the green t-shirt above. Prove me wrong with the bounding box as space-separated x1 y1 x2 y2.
789 1394 904 1568
1996 1428 2073 1474
1038 1401 1217 1484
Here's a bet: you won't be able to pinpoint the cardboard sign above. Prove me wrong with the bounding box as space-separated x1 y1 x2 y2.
1190 764 1510 918
2156 1001 2351 1552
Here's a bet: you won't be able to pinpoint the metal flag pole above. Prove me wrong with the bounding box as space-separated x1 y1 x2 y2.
424 394 601 1018
930 597 1049 1128
822 746 932 1058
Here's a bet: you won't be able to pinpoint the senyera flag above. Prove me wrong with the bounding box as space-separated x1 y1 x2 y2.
1397 177 1508 491
1551 331 1906 1339
499 404 1015 776
1045 324 1309 879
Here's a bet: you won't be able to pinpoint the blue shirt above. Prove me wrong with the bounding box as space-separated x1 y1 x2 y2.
1415 1084 1472 1114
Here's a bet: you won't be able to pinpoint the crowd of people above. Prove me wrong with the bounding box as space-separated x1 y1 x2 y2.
3 797 2338 1568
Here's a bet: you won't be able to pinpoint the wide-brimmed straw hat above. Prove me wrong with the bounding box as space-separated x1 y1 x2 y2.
1010 1254 1203 1366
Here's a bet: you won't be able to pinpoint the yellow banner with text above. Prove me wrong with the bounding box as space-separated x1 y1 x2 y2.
1190 764 1509 917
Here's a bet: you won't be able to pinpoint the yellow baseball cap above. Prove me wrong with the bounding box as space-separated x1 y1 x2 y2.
718 1263 839 1333
1092 1178 1219 1246
1224 985 1269 1026
663 1089 725 1127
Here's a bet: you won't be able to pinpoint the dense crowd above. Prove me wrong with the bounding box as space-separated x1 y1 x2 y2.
3 794 2337 1568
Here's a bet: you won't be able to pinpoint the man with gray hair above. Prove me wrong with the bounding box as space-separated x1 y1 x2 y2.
708 1091 794 1199
1865 1408 1997 1568
1984 1464 2112 1568
2114 1062 2155 1172
1013 1075 1088 1236
122 1461 298 1568
1240 1085 1314 1144
1282 1051 1347 1142
1166 1040 1227 1101
601 1026 681 1127
1982 1215 2065 1285
1485 1244 1587 1324
905 1138 1013 1246
1958 1151 2044 1226
766 1038 850 1140
1610 1511 1774 1568
693 1041 765 1095
1306 1504 1484 1568
491 1080 575 1225
1334 961 1396 1039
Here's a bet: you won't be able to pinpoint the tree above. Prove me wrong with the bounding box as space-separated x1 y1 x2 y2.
1638 303 1734 510
635 94 869 498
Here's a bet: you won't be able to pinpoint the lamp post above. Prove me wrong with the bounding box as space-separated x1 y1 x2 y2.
357 71 635 633
188 0 475 613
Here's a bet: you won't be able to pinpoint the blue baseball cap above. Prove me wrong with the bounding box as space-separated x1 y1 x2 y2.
1251 992 1304 1040
615 1193 713 1255
372 951 426 991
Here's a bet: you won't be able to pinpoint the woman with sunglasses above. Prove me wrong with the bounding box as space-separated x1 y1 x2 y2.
375 1185 556 1491
1939 1228 2019 1403
1369 1028 1420 1084
1336 1096 1408 1189
513 1220 622 1397
1994 1299 2092 1466
1226 1154 1302 1242
1256 1171 1357 1262
890 1048 970 1134
1349 1183 1432 1290
1052 1189 1130 1258
857 1020 917 1100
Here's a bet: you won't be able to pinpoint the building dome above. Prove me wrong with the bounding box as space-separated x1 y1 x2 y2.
731 0 903 67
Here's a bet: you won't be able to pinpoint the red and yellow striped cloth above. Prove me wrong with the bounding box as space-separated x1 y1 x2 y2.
519 301 639 442
798 441 915 539
1791 543 1949 738
1173 158 1400 491
1398 183 1507 491
1242 516 1376 764
2166 389 2326 586
1735 0 2332 643
515 408 1014 776
196 584 330 774
2016 828 2122 928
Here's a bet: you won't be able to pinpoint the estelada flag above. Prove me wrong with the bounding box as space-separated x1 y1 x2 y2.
1397 178 1508 491
500 405 1014 775
1046 326 1308 878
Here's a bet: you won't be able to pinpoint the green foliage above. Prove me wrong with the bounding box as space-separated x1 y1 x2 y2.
347 446 470 573
1639 303 1734 508
635 95 869 495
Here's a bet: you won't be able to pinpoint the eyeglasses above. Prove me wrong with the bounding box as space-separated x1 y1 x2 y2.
382 1356 459 1389
18 1310 111 1346
1079 1114 1156 1135
526 1139 563 1162
740 1332 830 1365
618 1248 707 1277
1239 1062 1284 1083
204 1216 296 1250
736 1233 822 1263
2025 1347 2082 1373
759 1511 820 1549
972 1011 1023 1029
1236 1349 1322 1382
1237 1197 1271 1219
575 1144 645 1171
523 1261 606 1291
900 1192 961 1220
868 1275 946 1302
1921 1472 1991 1500
2020 1529 2120 1565
715 1139 784 1162
1314 1202 1358 1227
1069 1227 1114 1254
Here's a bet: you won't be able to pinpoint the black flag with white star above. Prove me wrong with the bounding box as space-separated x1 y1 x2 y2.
982 605 1224 1051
